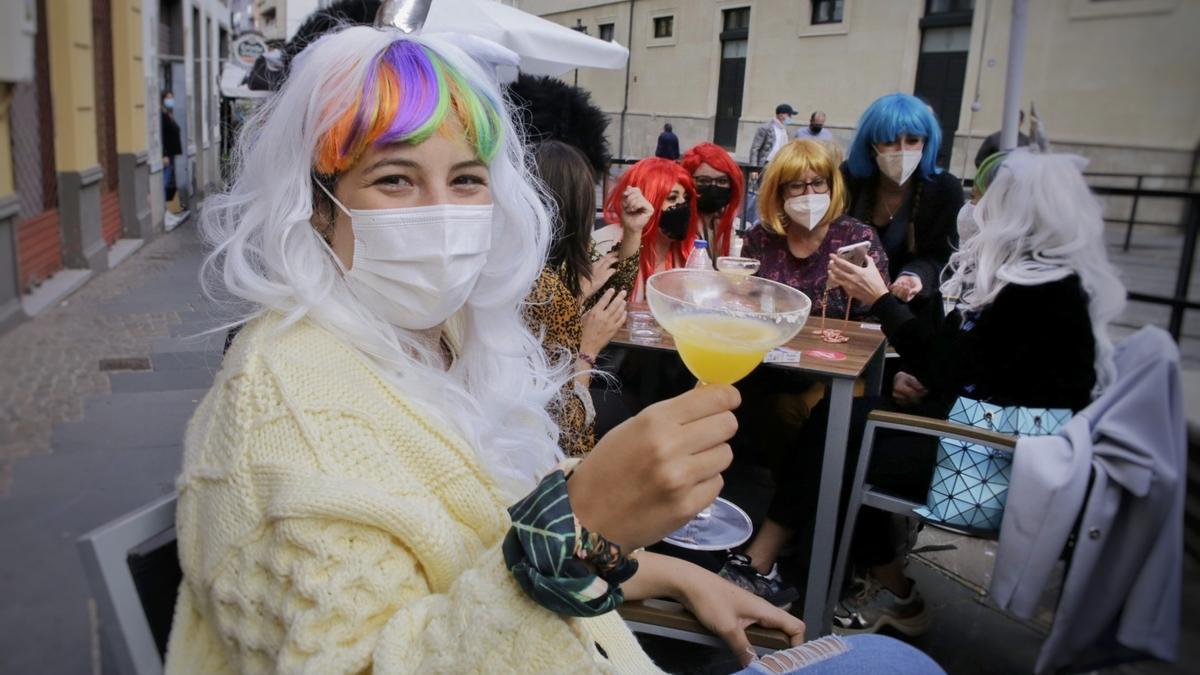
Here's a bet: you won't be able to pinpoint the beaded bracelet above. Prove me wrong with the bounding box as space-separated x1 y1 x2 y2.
576 527 638 584
577 351 597 369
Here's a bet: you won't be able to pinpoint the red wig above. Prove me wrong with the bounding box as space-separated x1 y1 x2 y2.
680 142 745 257
603 157 698 295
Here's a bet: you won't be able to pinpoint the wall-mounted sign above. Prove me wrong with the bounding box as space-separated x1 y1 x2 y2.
232 33 268 67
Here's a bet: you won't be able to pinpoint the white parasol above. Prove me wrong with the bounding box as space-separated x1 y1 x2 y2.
377 0 629 77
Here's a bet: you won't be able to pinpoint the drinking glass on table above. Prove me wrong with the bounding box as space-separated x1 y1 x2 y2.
645 269 811 549
626 300 662 343
715 256 760 278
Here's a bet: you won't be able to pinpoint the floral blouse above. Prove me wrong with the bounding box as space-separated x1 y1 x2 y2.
741 214 891 320
523 250 638 457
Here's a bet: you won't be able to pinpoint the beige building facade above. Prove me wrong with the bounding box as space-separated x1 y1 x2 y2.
519 0 1200 180
0 0 231 335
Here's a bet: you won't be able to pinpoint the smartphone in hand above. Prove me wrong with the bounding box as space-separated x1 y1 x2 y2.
836 241 871 268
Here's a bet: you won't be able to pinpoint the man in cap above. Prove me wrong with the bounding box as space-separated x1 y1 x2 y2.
749 103 797 168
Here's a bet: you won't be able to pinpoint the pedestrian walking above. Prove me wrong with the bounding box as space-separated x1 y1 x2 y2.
160 91 188 228
749 103 796 167
794 111 833 143
655 123 680 160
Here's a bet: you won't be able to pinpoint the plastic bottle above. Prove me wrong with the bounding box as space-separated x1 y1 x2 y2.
685 240 711 270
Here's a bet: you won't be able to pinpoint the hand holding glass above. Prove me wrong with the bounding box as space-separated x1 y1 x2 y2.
645 269 811 548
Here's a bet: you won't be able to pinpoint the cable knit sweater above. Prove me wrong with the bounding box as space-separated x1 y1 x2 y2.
164 315 662 674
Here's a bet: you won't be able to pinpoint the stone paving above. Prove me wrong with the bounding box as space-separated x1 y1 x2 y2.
0 220 226 674
0 231 199 497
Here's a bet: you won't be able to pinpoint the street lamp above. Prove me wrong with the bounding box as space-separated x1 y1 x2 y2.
571 19 588 86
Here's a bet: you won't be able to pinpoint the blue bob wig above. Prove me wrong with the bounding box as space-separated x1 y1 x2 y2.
846 93 942 180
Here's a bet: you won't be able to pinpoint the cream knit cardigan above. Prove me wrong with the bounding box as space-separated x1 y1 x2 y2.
164 315 663 674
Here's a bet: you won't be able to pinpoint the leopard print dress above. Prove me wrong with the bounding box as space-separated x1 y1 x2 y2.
523 253 639 457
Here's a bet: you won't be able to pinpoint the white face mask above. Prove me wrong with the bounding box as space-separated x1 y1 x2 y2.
875 149 922 186
783 193 831 231
319 183 493 330
956 201 978 242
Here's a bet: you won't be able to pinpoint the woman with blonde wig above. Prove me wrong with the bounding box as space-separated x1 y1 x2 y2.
743 139 889 320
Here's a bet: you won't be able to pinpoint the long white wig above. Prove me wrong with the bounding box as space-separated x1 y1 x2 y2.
941 151 1126 395
199 26 563 496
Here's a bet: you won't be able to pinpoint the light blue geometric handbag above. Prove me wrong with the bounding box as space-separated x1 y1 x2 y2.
914 397 1071 533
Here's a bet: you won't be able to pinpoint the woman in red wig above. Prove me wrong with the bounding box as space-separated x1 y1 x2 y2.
603 157 698 299
681 142 745 262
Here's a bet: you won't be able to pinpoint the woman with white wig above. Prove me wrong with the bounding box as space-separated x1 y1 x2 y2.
162 21 809 672
803 150 1125 634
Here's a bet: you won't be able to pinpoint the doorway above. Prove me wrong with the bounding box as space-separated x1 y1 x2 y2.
913 1 974 167
714 7 749 150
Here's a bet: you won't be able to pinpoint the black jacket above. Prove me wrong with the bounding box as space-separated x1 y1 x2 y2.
842 164 963 294
161 112 182 158
872 275 1097 415
655 131 680 160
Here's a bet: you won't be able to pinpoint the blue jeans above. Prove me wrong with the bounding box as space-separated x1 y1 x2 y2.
163 160 177 202
734 635 945 675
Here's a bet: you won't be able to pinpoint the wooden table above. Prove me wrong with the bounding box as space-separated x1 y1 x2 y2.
620 598 790 655
611 315 888 635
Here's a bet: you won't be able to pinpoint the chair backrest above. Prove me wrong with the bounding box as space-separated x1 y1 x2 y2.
77 494 179 675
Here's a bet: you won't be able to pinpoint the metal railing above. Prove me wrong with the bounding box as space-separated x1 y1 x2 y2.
1084 172 1195 251
1091 184 1200 340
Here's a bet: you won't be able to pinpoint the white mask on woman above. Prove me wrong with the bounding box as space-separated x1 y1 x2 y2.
319 183 493 330
783 193 831 231
956 201 979 242
876 149 922 186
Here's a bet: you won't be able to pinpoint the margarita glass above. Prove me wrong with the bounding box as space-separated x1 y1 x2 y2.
645 269 811 549
715 256 761 278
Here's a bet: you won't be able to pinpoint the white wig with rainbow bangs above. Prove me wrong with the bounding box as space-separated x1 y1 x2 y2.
200 25 563 496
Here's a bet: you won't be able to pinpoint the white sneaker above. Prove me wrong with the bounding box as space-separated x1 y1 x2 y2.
164 211 188 231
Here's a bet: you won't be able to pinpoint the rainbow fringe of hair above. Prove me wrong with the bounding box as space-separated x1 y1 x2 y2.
315 40 503 174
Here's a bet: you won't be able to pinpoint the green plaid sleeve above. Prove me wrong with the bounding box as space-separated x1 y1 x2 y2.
502 469 628 617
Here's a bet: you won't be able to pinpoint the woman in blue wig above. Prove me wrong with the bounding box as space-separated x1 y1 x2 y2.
841 93 963 303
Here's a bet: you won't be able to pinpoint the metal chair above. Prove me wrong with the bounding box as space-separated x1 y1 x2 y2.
825 409 1018 629
77 493 179 675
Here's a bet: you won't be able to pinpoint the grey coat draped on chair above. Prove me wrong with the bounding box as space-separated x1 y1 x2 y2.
990 326 1184 673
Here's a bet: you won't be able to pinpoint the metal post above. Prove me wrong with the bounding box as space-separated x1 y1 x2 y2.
740 166 752 232
617 0 636 161
999 0 1029 152
807 377 857 635
1169 195 1199 340
1123 175 1143 252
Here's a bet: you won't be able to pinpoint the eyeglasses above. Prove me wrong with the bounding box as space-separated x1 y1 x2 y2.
785 178 830 195
694 176 732 188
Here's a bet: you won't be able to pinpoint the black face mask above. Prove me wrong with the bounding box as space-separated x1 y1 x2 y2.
810 124 824 134
696 185 733 214
658 203 692 241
